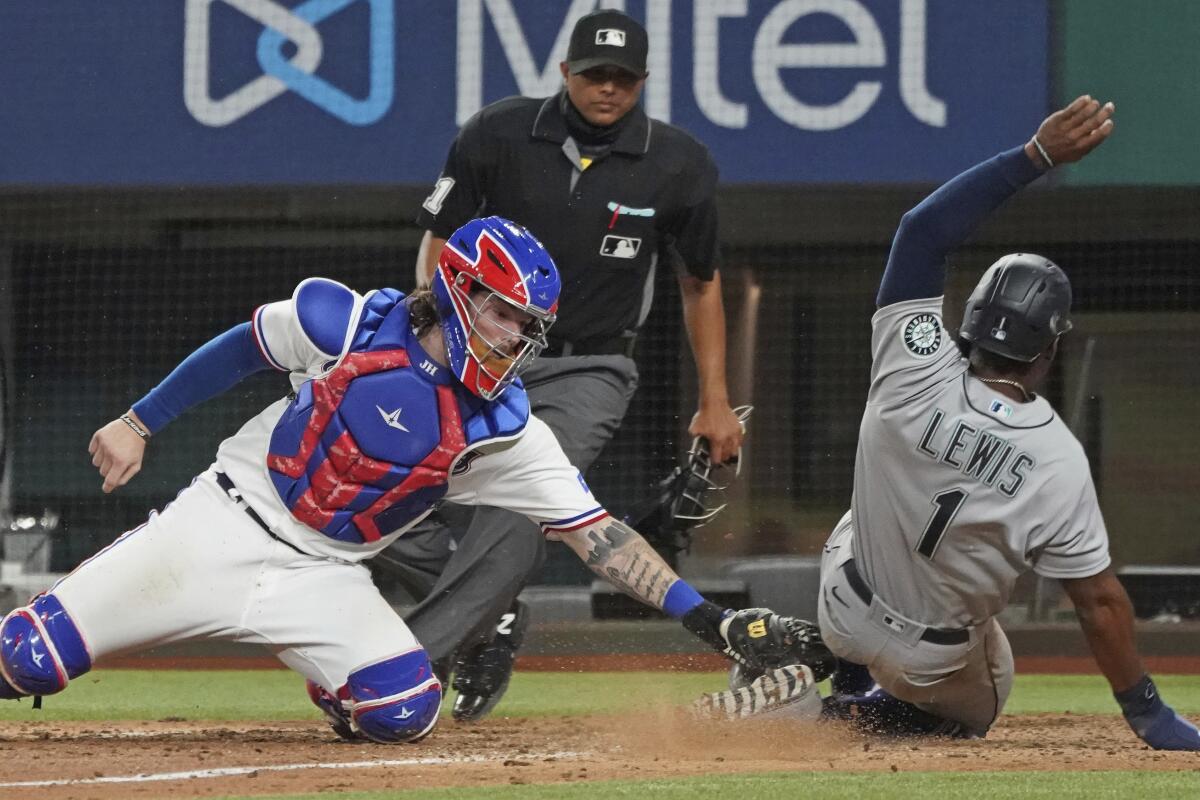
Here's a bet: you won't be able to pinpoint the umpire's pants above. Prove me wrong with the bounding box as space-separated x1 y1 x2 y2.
380 354 638 666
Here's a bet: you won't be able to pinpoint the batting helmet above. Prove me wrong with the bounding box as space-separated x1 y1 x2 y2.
958 253 1073 362
432 216 559 400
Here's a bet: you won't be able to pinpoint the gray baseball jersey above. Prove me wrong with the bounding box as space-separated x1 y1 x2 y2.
848 295 1110 628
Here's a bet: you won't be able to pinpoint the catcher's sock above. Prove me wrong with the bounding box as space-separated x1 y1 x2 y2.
822 686 967 738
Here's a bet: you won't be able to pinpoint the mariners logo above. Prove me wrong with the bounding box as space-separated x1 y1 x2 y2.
902 313 942 357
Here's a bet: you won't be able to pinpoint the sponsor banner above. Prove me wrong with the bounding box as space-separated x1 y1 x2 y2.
0 0 1047 185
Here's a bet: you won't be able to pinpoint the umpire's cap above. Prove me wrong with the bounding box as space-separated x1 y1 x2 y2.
566 10 648 77
958 253 1073 362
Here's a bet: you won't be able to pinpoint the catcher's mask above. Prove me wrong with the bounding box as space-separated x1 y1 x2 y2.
672 405 754 527
432 216 560 400
958 253 1072 363
624 406 753 561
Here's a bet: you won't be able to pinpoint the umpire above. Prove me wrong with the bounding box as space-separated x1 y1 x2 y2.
383 8 744 720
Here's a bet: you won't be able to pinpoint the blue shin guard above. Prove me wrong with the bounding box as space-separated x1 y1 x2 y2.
0 594 92 698
347 649 442 743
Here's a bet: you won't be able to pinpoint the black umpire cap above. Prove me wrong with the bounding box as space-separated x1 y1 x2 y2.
565 10 648 77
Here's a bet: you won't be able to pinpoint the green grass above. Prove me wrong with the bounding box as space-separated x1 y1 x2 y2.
3 670 1200 722
228 771 1200 800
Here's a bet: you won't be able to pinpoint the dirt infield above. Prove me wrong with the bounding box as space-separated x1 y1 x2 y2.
0 711 1192 800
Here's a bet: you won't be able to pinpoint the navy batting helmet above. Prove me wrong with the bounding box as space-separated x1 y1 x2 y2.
958 253 1073 362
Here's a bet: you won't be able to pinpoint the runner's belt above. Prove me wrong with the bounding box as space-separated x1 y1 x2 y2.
843 559 969 645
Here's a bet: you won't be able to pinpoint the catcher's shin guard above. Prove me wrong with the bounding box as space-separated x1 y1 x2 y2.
0 594 91 699
347 649 442 744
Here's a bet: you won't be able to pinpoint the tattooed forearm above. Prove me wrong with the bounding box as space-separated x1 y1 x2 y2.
575 519 681 609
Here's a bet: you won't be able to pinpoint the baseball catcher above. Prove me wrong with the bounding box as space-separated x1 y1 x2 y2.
1 215 796 745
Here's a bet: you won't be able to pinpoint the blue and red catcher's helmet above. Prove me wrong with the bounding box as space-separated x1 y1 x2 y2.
432 217 560 400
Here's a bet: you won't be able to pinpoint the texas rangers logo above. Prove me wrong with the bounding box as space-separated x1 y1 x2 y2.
902 313 942 357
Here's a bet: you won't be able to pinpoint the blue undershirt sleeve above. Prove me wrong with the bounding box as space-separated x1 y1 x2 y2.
131 322 272 434
662 579 706 619
876 145 1044 308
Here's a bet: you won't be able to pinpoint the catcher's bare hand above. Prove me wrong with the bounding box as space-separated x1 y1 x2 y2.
1029 94 1115 167
89 412 148 493
689 403 745 465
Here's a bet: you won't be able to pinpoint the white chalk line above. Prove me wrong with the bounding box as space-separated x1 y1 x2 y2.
0 749 588 788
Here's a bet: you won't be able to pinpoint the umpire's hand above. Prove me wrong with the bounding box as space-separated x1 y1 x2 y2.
689 403 745 465
89 410 149 493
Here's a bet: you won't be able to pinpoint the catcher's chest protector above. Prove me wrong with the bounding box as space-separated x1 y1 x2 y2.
267 299 529 544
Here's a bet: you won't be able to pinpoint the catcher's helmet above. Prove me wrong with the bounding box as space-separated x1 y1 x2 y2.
958 253 1073 362
432 216 559 400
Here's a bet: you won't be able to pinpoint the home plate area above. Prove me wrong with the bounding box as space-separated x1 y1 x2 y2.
0 711 1193 799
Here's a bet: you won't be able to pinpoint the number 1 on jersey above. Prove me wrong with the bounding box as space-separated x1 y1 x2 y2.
916 489 968 559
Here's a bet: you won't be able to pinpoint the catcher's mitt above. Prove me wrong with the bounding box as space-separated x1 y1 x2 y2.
719 608 837 682
623 405 753 563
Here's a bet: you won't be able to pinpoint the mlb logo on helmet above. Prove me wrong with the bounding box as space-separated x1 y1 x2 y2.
596 29 626 46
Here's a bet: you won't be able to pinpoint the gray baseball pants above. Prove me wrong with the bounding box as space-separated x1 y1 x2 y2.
380 354 639 666
817 512 1015 736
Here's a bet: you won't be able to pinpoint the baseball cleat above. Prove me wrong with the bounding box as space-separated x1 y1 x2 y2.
451 599 530 722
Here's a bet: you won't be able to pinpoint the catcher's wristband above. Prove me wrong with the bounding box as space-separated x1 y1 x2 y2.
662 579 706 618
120 413 151 440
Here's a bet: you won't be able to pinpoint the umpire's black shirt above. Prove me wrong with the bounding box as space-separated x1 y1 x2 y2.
417 91 721 349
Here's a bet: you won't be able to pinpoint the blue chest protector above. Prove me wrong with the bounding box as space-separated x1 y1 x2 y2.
266 288 529 543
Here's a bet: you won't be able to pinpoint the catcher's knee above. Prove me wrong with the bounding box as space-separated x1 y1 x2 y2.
0 594 92 698
346 649 442 743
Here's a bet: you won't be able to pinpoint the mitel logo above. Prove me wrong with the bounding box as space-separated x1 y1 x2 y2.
184 0 394 127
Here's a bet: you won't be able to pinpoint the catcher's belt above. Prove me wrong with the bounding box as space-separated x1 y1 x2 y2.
842 560 968 645
215 471 307 557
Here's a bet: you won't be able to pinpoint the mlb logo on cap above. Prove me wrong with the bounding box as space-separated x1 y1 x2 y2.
596 29 626 46
566 9 648 76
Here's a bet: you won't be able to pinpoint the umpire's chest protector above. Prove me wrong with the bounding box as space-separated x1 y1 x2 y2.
265 294 529 544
